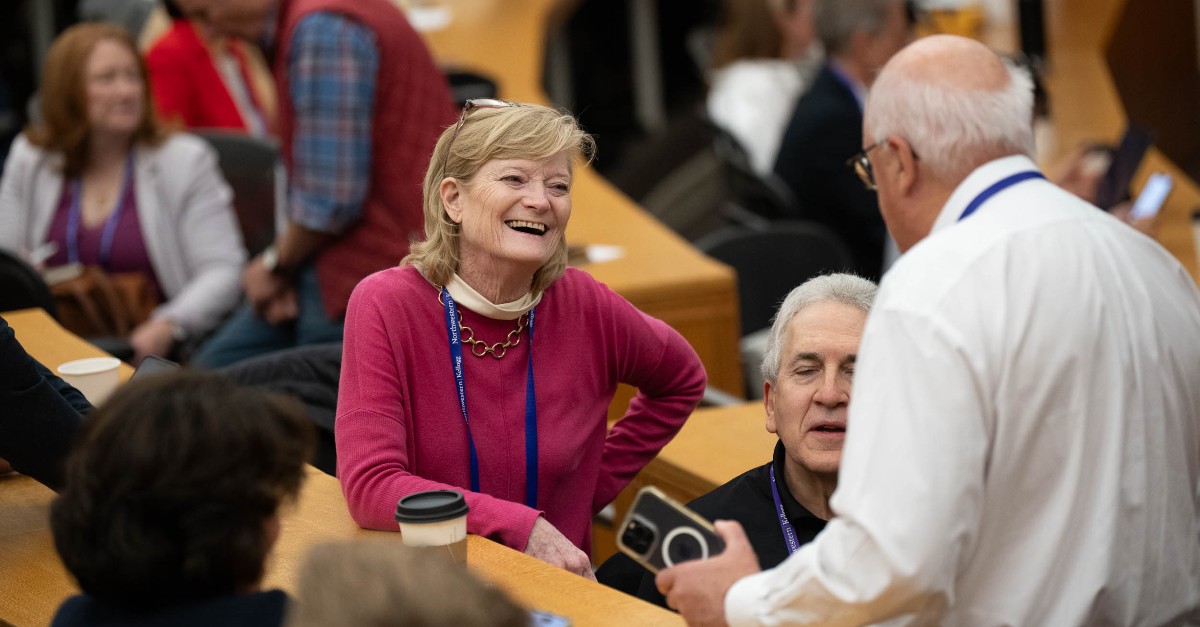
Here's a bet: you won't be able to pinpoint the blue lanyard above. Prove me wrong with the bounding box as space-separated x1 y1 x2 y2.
442 288 538 509
67 154 135 266
957 171 1045 222
768 465 801 555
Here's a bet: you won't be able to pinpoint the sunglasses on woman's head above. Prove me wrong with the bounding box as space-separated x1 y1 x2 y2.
444 99 521 158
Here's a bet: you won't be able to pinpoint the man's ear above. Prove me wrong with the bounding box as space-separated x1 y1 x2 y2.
764 380 779 435
888 135 919 197
440 178 463 223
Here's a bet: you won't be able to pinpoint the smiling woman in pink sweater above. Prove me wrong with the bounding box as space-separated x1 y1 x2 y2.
335 102 706 579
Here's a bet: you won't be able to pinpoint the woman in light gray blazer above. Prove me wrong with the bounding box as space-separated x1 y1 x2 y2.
0 22 245 360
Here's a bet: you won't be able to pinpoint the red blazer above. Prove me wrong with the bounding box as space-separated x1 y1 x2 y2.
145 20 268 133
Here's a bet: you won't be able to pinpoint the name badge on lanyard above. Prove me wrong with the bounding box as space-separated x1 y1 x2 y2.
67 153 135 266
769 465 801 555
441 288 539 509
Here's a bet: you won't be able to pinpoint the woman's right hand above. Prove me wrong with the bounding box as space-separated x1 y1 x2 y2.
524 516 596 581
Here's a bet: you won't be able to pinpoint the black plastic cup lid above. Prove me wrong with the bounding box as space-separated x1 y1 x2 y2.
395 490 469 523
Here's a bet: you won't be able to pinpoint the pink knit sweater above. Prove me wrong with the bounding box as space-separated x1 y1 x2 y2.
336 266 706 552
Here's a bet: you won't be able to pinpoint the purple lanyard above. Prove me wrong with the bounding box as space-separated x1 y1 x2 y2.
66 154 135 266
768 465 801 555
958 171 1045 222
441 288 539 508
827 63 865 113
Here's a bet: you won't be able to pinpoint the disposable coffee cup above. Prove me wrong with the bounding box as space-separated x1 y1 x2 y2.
56 357 121 405
395 490 469 564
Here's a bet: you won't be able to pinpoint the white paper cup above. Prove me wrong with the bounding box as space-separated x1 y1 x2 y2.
56 357 121 405
395 490 469 563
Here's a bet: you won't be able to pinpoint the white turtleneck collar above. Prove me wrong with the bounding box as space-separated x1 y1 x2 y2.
445 273 542 321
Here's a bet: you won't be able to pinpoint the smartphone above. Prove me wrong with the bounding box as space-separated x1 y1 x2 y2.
131 354 180 379
615 486 724 574
1095 125 1153 209
1130 172 1173 220
529 609 572 627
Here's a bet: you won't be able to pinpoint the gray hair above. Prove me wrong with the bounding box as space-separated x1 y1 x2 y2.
814 0 901 55
864 57 1035 183
761 273 878 383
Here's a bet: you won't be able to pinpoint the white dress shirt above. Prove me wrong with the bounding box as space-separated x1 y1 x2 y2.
725 155 1200 626
706 48 821 176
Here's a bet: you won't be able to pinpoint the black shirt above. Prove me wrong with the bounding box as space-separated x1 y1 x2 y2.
51 590 289 627
0 315 92 490
596 440 827 608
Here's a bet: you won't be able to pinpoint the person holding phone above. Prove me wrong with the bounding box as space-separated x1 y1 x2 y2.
658 35 1200 626
334 102 707 579
598 273 876 606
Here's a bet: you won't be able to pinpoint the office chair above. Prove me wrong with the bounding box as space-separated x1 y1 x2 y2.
0 250 57 316
709 122 804 223
194 129 284 257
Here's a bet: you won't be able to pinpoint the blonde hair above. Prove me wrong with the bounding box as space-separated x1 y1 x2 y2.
288 540 529 627
403 103 595 296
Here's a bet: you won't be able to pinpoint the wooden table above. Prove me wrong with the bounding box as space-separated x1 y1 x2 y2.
415 0 744 398
0 309 682 627
610 403 777 535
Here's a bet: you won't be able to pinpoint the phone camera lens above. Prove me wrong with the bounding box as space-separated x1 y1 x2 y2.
621 520 655 555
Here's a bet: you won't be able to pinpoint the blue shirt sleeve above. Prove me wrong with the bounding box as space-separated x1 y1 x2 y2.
286 12 379 234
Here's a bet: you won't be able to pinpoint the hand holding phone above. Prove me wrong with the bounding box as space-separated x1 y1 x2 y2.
616 486 724 573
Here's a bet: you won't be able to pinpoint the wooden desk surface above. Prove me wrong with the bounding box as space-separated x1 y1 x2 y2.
415 0 744 396
608 403 777 560
0 471 681 627
0 309 681 626
4 308 134 381
647 403 777 500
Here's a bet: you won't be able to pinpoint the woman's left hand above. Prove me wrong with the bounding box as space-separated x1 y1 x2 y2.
130 318 175 361
524 516 597 581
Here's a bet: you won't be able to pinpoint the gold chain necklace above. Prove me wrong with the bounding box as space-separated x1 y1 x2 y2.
459 313 527 359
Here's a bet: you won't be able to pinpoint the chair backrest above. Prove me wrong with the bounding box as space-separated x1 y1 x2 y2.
697 221 853 336
0 249 57 317
709 122 803 222
194 130 284 257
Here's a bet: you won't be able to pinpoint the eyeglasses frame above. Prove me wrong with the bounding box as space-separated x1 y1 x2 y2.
440 98 520 181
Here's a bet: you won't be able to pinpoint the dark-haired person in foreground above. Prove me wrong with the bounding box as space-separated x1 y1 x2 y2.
0 315 91 490
50 372 314 627
597 273 876 606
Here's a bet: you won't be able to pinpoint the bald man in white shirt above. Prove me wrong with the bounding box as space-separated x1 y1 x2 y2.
657 34 1200 627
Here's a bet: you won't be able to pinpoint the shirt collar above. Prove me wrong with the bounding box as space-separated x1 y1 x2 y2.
445 273 541 321
930 154 1041 236
770 440 821 522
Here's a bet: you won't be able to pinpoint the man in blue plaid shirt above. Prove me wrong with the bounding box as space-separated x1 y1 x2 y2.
187 0 456 367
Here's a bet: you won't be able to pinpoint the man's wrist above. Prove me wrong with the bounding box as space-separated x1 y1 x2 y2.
259 245 293 276
166 318 189 344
